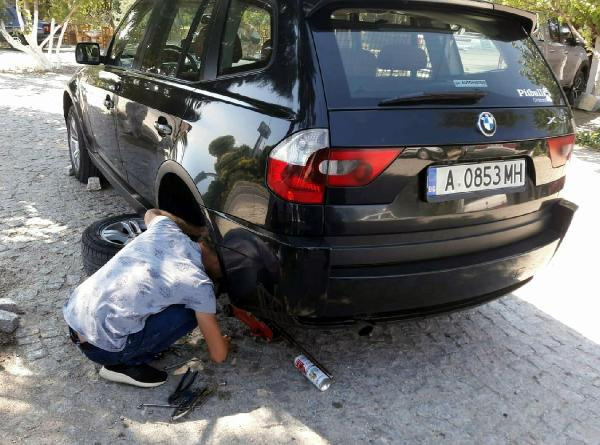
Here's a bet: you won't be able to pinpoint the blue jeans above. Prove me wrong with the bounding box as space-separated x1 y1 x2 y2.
74 305 197 366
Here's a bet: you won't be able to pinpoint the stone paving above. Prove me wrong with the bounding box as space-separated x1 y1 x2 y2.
1 71 600 444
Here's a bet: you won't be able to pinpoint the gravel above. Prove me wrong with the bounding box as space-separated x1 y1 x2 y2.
0 298 19 313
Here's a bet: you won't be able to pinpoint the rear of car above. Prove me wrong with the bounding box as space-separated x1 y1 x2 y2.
262 1 576 325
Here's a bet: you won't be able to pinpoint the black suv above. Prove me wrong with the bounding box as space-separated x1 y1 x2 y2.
65 0 577 326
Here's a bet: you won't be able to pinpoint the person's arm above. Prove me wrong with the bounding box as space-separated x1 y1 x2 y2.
195 312 230 363
144 209 206 239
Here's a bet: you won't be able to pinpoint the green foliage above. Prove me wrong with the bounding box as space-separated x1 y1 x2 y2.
496 0 600 49
576 130 600 150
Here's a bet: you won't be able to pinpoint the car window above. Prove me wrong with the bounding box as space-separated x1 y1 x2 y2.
456 32 507 74
140 0 217 80
310 8 565 108
218 0 273 76
108 0 155 69
548 19 561 43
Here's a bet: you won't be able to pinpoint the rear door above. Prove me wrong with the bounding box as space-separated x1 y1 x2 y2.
310 6 572 236
543 19 568 84
114 0 218 204
82 0 155 180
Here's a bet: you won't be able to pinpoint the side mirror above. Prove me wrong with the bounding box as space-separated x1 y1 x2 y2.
567 37 579 46
76 42 102 65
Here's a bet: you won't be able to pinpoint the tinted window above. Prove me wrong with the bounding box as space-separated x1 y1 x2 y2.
548 19 561 43
311 8 565 108
108 0 155 69
141 0 216 80
218 0 273 76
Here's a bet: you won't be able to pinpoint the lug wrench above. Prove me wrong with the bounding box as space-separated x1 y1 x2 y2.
163 357 200 371
137 403 177 409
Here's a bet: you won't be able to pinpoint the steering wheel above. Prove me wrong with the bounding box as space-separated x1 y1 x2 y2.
162 44 200 74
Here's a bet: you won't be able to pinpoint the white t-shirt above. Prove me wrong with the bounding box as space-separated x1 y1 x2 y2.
63 216 215 352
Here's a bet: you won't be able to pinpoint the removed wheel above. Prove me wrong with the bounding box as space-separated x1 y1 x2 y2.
67 107 101 183
82 214 146 276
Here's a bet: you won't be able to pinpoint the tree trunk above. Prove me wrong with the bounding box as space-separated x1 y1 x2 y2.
39 23 62 50
47 18 55 55
585 36 600 96
30 0 38 45
0 21 52 70
55 18 69 56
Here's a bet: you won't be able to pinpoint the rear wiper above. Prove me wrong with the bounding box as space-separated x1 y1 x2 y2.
378 91 487 106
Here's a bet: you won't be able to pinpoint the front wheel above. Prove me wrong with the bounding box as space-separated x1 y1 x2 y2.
67 107 100 183
568 69 587 106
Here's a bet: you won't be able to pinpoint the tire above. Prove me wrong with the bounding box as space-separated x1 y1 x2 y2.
82 214 146 276
67 107 100 184
567 69 587 106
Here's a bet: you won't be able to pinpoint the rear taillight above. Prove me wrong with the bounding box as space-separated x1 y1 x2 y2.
321 148 402 187
547 134 575 168
267 129 402 204
267 129 329 204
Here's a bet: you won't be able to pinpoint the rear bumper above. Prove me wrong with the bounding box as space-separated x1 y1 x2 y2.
215 199 576 326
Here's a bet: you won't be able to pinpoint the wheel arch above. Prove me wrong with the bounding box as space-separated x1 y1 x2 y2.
63 91 73 119
155 160 216 232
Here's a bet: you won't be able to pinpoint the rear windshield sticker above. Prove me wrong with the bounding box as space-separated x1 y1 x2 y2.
454 79 488 88
517 88 552 102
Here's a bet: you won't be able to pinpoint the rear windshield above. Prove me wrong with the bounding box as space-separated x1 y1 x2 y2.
310 7 565 109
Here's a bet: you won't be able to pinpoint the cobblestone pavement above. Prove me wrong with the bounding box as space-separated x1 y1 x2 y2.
1 71 600 445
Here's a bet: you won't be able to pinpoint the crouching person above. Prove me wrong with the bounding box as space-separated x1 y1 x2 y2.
63 209 229 388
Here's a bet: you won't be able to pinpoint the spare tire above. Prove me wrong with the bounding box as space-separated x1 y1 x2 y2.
82 214 146 276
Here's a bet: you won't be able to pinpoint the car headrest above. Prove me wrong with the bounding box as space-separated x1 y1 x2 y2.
377 44 428 73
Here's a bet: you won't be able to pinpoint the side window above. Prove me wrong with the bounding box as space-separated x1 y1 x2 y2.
547 19 561 43
218 0 273 76
108 0 155 69
141 0 217 80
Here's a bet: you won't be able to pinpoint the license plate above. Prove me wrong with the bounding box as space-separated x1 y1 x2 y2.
426 159 526 202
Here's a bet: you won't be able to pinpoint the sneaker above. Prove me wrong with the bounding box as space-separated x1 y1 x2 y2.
99 364 167 388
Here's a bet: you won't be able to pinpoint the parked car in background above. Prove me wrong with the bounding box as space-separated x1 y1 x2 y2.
1 6 50 45
65 0 576 327
534 19 589 105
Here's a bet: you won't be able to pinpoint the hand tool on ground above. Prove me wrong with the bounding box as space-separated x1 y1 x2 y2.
170 385 216 421
168 367 198 404
137 403 178 409
163 357 200 371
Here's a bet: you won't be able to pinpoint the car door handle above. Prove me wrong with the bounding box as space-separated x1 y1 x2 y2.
104 96 114 110
154 121 172 136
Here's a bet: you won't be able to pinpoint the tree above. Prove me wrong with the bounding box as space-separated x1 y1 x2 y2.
0 0 123 70
0 0 54 69
496 0 600 95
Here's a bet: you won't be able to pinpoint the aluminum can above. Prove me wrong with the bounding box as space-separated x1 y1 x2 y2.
294 355 331 391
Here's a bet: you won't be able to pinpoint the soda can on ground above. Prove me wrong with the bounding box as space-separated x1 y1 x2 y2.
294 355 332 391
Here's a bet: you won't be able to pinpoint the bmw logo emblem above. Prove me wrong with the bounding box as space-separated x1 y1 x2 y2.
477 112 497 137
